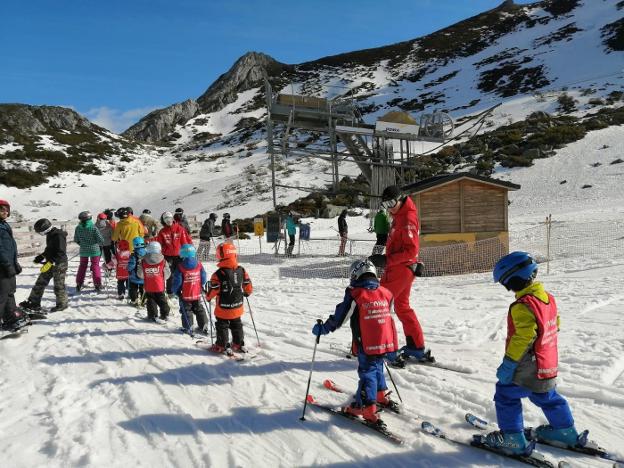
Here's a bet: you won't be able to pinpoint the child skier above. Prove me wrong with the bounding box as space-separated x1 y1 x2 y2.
19 218 68 313
311 259 399 426
115 239 131 300
172 244 209 334
127 237 146 306
478 251 587 455
137 241 171 321
205 242 252 354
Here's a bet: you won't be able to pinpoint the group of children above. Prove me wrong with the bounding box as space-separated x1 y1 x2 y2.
18 209 254 354
314 251 589 457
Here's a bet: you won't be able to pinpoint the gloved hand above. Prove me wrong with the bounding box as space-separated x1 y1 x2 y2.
496 357 518 385
312 322 330 336
15 263 22 275
34 254 45 264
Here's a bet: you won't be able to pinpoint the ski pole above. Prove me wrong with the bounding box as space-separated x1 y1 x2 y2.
300 319 323 421
201 294 214 346
245 297 261 347
384 361 403 404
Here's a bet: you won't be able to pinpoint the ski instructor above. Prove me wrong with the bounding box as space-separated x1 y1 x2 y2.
378 185 431 366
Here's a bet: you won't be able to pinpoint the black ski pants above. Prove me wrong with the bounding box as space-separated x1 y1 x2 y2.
128 281 144 302
164 255 181 294
145 291 170 320
179 299 208 330
0 275 18 325
215 317 244 347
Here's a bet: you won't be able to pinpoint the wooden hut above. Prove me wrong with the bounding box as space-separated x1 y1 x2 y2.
402 173 520 274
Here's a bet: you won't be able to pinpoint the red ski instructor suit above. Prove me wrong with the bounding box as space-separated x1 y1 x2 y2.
381 195 425 348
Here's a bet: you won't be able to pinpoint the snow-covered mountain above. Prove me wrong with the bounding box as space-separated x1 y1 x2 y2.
0 0 622 222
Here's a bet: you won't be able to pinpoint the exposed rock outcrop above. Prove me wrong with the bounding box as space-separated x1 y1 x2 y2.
122 99 199 143
0 104 98 134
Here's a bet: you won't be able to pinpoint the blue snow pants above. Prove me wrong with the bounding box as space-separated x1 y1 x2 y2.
495 383 574 433
356 351 388 406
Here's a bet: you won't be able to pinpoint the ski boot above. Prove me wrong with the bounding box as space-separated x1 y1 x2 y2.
533 425 586 448
343 402 383 425
117 295 124 300
400 346 434 362
231 343 248 353
94 285 102 292
19 300 42 312
209 344 226 353
479 430 534 456
75 284 83 293
49 304 68 313
376 390 401 413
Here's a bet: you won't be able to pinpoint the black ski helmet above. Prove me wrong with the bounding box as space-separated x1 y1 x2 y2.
209 213 217 220
78 211 92 222
142 209 151 215
223 213 230 219
104 209 114 220
175 207 184 214
116 207 129 219
34 218 52 234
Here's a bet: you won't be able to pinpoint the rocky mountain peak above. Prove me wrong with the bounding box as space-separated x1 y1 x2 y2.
196 51 288 113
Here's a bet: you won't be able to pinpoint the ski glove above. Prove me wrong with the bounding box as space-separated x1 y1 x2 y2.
496 357 518 385
312 322 330 336
34 255 45 264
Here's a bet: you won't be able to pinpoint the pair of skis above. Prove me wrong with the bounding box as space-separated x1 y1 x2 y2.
194 339 257 362
308 378 623 467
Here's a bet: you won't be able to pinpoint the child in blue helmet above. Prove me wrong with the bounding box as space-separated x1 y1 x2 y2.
172 244 209 334
127 237 146 306
477 251 588 456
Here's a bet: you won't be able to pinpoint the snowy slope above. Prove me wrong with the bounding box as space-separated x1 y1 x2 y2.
2 125 624 467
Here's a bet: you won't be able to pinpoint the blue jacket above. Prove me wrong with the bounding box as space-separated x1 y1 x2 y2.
0 220 18 277
325 278 381 332
172 257 207 296
285 216 297 236
127 247 146 284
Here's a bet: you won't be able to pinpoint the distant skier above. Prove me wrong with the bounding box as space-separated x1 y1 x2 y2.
74 211 104 292
137 241 171 321
127 237 146 306
198 213 218 259
174 207 191 235
337 209 348 256
478 251 587 456
172 244 209 334
221 213 234 240
114 239 131 301
372 208 390 255
311 259 399 425
19 218 68 313
156 211 193 297
205 242 253 354
284 211 297 256
139 209 159 240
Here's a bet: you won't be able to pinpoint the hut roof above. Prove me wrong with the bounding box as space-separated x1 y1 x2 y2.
402 172 520 194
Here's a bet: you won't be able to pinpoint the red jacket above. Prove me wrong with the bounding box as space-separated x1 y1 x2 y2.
156 223 193 257
385 196 419 269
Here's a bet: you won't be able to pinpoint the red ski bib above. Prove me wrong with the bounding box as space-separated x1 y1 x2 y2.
351 286 398 355
179 262 202 301
508 293 559 380
142 259 166 293
115 250 131 280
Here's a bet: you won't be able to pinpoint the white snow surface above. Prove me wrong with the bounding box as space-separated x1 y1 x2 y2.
3 130 624 467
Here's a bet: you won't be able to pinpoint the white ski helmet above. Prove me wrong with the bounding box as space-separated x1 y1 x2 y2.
350 259 377 281
161 211 174 226
145 241 162 255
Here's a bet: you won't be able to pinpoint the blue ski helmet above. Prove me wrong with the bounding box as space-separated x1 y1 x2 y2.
132 237 145 249
493 251 538 288
145 241 162 255
179 244 196 259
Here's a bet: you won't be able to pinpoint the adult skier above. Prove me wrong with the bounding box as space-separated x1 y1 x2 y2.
19 218 68 312
378 185 430 365
198 213 218 259
156 211 193 297
337 209 348 256
74 211 104 292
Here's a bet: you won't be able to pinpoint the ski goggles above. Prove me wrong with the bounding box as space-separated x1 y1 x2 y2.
380 198 399 210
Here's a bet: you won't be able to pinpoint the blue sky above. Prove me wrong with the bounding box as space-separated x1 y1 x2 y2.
1 0 534 133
